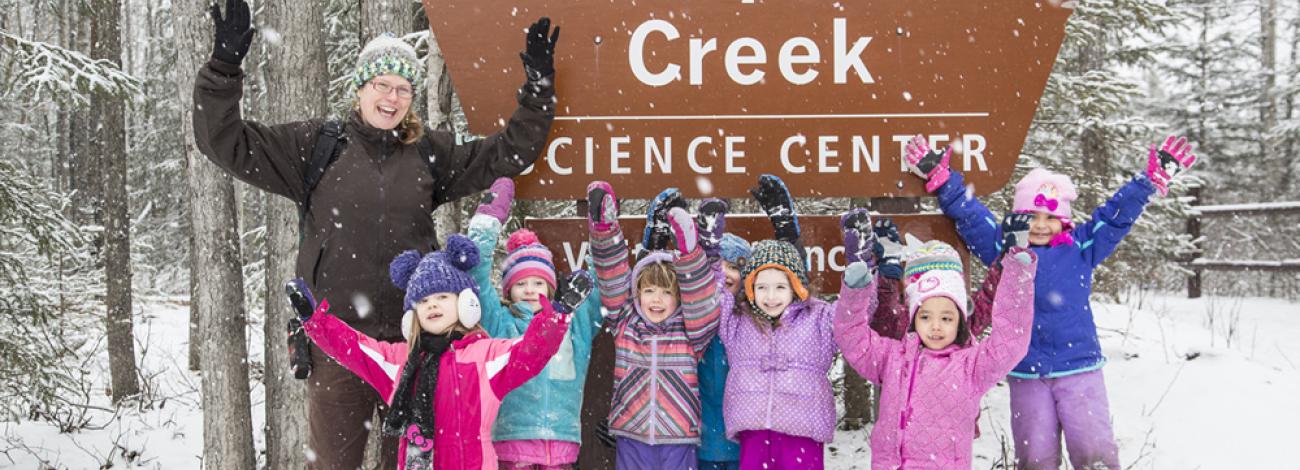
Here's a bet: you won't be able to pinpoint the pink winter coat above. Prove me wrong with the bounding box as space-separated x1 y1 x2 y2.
833 253 1037 469
303 300 570 470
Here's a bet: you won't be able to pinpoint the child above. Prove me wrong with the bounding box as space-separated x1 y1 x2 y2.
585 181 723 469
287 234 593 470
905 134 1197 469
464 178 605 469
834 210 1040 468
696 233 749 470
716 177 883 470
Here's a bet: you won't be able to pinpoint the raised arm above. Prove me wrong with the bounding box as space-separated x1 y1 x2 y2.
970 248 1038 390
586 182 632 315
192 59 317 202
903 135 1002 265
666 207 722 355
302 300 408 401
427 18 560 204
467 179 517 337
488 295 575 398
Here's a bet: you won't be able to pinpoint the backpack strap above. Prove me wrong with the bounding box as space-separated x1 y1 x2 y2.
300 119 346 231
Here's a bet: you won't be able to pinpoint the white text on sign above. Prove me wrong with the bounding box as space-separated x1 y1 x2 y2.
628 18 874 86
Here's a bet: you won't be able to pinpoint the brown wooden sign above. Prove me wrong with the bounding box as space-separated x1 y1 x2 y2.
524 214 970 293
425 1 1072 199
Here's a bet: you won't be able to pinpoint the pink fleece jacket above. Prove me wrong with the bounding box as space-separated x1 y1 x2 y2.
833 252 1037 469
303 300 570 470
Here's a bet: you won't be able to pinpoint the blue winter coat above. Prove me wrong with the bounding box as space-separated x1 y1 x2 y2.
936 171 1156 377
468 215 605 445
697 335 740 462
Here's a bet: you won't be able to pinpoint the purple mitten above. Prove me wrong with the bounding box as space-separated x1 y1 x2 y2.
695 198 729 259
475 177 516 224
667 207 698 255
840 208 877 267
586 181 618 233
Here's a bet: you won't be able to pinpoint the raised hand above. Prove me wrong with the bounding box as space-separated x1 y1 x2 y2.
904 134 952 193
695 198 729 259
586 181 618 232
475 177 515 224
750 174 800 243
667 207 699 256
209 0 255 66
872 218 905 280
551 270 595 314
1001 213 1033 253
643 188 687 252
1145 135 1197 196
840 209 877 266
520 17 560 80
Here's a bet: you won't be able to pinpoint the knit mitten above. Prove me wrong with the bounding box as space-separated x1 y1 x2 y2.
586 181 618 233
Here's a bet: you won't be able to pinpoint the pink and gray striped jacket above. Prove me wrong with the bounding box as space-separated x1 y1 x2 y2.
303 300 569 470
589 224 722 445
833 252 1037 469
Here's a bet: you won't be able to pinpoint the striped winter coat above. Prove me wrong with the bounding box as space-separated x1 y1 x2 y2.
589 224 722 445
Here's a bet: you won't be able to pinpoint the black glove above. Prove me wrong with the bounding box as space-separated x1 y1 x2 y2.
642 188 687 252
872 218 905 281
586 181 619 231
595 419 617 448
1001 213 1033 252
209 0 255 66
750 174 800 244
284 278 316 379
695 198 729 259
552 270 595 314
519 17 560 80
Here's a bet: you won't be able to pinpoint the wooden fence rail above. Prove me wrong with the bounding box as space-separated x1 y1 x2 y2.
1185 186 1300 298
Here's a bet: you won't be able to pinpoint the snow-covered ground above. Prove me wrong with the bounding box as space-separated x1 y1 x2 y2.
3 293 1296 469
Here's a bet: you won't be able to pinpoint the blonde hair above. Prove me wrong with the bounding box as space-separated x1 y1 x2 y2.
636 262 679 295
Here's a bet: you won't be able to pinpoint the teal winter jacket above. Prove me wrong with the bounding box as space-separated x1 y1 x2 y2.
468 215 605 445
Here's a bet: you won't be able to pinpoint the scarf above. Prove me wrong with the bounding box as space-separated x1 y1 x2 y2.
382 331 463 442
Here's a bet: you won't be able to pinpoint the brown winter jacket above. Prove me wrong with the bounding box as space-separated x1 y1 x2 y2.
193 59 555 340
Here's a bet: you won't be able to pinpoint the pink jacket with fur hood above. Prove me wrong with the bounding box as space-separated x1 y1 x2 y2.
833 251 1038 469
304 300 569 470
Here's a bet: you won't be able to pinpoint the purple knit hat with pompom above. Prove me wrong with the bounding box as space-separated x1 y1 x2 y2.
390 234 480 311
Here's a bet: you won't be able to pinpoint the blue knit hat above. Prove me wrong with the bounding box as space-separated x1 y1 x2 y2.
720 233 752 265
390 235 480 312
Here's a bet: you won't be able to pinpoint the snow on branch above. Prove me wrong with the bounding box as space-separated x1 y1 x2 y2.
0 31 142 106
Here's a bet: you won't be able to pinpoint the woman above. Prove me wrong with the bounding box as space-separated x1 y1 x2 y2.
193 1 560 468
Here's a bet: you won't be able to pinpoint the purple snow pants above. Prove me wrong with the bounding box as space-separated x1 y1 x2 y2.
615 437 697 470
1009 369 1120 470
737 430 824 470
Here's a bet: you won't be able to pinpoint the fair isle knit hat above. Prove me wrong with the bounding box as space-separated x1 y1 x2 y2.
905 269 969 320
902 234 964 282
500 229 558 293
1013 168 1078 228
719 233 752 265
353 34 423 90
742 240 810 305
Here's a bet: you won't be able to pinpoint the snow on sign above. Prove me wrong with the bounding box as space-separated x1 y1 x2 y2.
424 1 1072 199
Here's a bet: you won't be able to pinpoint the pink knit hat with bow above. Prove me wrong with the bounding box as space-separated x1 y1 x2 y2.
905 269 969 321
1012 168 1077 227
